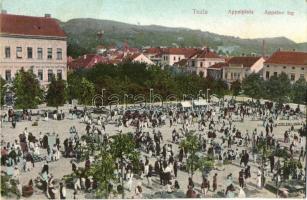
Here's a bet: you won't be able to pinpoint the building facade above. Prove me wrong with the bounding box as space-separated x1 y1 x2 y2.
161 48 198 66
222 56 264 85
263 51 307 82
0 13 67 86
207 62 228 80
186 48 225 77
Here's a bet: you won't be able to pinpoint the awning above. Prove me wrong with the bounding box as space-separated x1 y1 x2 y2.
180 101 192 108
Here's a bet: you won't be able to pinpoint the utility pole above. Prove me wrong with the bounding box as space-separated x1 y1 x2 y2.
101 88 105 107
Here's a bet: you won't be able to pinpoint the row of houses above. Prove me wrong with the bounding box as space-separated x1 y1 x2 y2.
206 51 307 86
143 47 307 85
1 12 306 88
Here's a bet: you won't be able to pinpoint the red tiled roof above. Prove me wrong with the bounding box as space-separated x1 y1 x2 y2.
227 56 261 68
163 48 198 57
208 62 228 69
144 47 162 54
0 13 66 37
264 51 307 66
68 54 105 70
174 59 188 67
189 49 221 59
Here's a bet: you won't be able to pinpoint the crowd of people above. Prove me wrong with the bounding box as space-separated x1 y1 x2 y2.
0 99 306 199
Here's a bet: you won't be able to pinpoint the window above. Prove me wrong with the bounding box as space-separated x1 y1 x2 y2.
5 47 10 58
283 66 286 69
56 48 62 60
267 65 270 68
301 67 304 70
209 62 211 66
290 73 295 81
47 48 52 59
200 62 203 68
292 67 295 70
192 61 195 67
57 70 62 80
173 56 176 61
27 47 33 59
48 69 53 82
38 70 43 81
16 47 22 59
300 74 304 79
231 72 233 80
225 72 228 79
178 57 181 61
37 48 43 59
5 70 11 81
274 72 277 76
265 71 270 79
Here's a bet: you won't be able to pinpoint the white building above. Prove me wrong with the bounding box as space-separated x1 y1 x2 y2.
160 48 198 66
186 48 225 77
0 12 67 86
222 56 265 86
263 50 307 82
127 53 155 65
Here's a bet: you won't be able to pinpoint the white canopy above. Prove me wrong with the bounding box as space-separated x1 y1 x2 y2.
193 99 208 106
180 101 192 108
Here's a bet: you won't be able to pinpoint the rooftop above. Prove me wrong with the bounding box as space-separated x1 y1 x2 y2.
0 13 66 38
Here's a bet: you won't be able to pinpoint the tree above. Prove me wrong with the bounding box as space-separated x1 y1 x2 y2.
265 72 291 104
0 77 6 107
110 133 139 199
291 78 307 104
13 68 43 109
212 79 228 99
180 132 200 178
46 76 66 108
242 73 264 99
67 74 95 105
86 150 116 199
231 80 241 96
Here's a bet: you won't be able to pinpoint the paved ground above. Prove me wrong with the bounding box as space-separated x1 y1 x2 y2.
1 105 306 199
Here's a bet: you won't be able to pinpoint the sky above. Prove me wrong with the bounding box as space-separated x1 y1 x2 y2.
1 0 307 43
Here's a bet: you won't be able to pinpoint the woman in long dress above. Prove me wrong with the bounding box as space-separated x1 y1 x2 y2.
126 169 134 192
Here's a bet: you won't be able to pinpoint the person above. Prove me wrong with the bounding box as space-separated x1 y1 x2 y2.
59 182 66 199
47 180 56 199
238 169 244 188
225 184 235 198
269 154 275 173
212 173 217 192
126 169 133 191
245 165 251 179
166 181 173 193
174 180 180 191
188 177 194 189
257 168 262 188
238 187 246 198
147 164 153 187
133 184 143 199
186 185 197 198
201 177 210 197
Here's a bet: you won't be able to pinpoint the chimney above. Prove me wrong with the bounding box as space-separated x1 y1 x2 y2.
1 10 7 14
262 40 265 57
44 14 51 18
